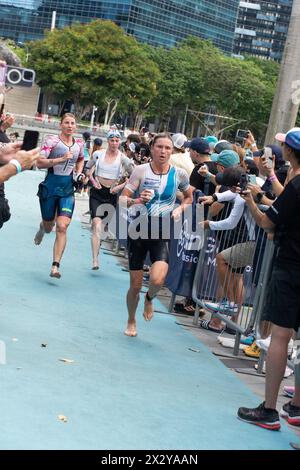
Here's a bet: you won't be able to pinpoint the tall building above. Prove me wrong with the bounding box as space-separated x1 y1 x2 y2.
0 1 239 53
234 0 293 61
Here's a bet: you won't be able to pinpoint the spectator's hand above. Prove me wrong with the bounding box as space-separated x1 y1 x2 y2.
197 165 208 177
14 147 40 171
171 206 182 222
258 156 275 177
238 188 254 204
198 195 214 205
244 130 255 148
247 183 262 198
0 142 22 159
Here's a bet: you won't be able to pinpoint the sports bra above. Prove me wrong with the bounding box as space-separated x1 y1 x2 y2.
93 150 122 179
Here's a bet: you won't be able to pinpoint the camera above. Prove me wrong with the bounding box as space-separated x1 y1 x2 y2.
5 66 35 88
235 129 249 143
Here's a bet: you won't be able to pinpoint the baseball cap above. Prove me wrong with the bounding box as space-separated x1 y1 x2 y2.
217 149 240 168
215 166 245 187
94 138 103 146
185 137 210 154
210 152 219 162
204 135 218 150
275 127 300 151
107 129 121 139
172 133 187 149
214 140 233 154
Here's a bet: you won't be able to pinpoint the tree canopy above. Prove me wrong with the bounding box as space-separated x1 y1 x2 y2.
26 20 282 139
28 20 160 120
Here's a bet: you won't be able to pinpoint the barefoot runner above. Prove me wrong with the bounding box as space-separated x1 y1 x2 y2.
120 133 193 337
34 113 84 278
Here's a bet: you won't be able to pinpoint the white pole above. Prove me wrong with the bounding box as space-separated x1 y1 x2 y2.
51 11 57 31
265 0 300 144
90 106 97 131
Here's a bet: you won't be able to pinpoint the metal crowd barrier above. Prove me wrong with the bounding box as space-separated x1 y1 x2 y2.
191 198 272 356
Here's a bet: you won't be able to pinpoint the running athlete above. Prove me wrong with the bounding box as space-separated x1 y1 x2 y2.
34 113 84 278
120 133 193 337
85 129 134 270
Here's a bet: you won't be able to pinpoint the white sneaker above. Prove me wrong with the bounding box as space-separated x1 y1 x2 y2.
256 336 294 355
254 362 294 378
204 300 238 316
217 335 247 350
256 336 270 351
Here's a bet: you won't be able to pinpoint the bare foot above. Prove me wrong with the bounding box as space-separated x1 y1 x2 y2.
143 296 154 322
50 266 61 279
124 321 137 337
34 227 45 245
92 260 99 270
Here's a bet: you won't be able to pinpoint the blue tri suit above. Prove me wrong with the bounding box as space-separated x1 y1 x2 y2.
38 135 84 221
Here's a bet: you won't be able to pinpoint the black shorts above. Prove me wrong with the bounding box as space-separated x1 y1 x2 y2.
262 265 300 331
127 237 169 271
89 186 117 220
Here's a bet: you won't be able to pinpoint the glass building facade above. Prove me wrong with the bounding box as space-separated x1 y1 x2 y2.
233 0 293 61
0 0 239 53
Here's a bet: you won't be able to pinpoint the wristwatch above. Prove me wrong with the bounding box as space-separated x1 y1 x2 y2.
255 192 265 203
212 193 218 203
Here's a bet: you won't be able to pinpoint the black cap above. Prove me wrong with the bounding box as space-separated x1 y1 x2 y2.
185 137 210 154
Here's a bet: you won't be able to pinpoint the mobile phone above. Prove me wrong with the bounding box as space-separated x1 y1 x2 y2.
239 173 248 193
248 174 257 184
236 129 249 141
263 146 273 168
21 130 39 150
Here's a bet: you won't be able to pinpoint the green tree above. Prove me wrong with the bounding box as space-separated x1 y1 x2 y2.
28 20 160 121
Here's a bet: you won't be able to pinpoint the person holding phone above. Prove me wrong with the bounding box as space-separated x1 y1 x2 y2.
0 144 40 228
34 113 84 278
237 127 300 431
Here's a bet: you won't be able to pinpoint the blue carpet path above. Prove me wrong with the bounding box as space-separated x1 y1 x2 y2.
0 171 297 449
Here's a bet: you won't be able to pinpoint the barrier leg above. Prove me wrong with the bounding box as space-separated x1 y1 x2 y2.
168 293 176 313
193 303 200 326
233 332 242 356
256 349 266 374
